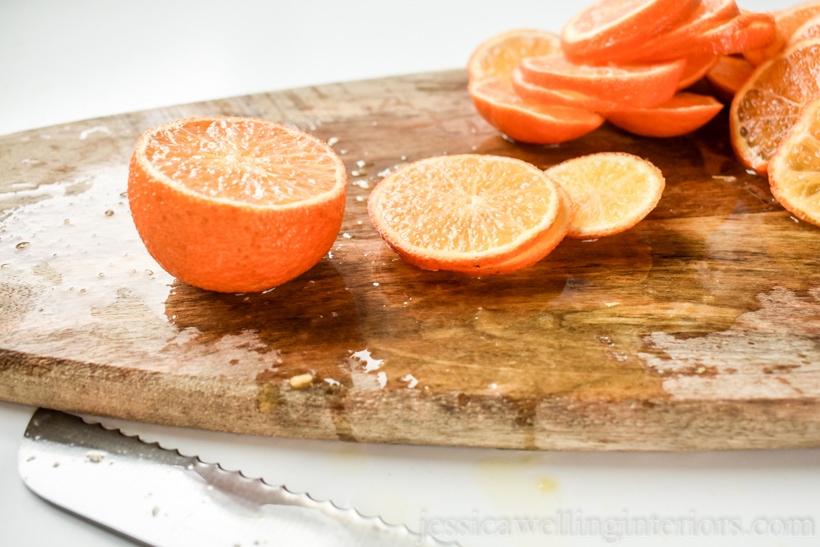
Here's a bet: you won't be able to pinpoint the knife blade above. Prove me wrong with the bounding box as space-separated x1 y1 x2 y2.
18 408 452 547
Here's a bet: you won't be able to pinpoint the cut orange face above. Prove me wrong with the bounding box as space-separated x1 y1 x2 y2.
128 116 347 293
367 154 566 274
768 96 820 227
467 28 561 82
730 38 820 174
468 77 605 144
518 54 686 109
706 55 755 102
605 92 724 138
545 152 666 239
561 0 699 65
788 13 820 45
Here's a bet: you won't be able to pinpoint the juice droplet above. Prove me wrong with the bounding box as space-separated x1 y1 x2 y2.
16 242 30 250
104 209 114 217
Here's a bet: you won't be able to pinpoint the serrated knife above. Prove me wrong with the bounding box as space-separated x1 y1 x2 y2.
19 408 451 547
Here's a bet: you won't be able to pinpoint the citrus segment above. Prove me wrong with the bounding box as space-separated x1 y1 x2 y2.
605 92 724 138
128 116 347 293
468 77 605 144
518 54 686 109
367 154 562 274
705 55 755 102
561 0 699 65
730 38 820 174
769 96 820 226
467 29 562 82
545 152 665 238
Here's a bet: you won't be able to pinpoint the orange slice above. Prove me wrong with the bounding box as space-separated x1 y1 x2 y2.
730 38 820 174
510 67 626 112
689 11 777 56
468 77 605 144
128 116 347 293
768 96 820 227
467 28 561 82
677 53 722 89
518 54 686 109
605 92 723 138
629 0 741 62
744 2 820 65
561 0 700 65
545 152 665 238
705 54 755 102
788 13 820 45
367 154 565 274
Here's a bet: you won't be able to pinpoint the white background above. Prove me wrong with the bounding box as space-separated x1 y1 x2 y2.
2 1 818 546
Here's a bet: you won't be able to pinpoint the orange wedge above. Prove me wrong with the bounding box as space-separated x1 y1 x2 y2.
605 92 724 138
730 38 820 174
545 152 665 238
467 28 561 82
517 54 686 109
128 116 347 293
768 96 820 227
468 77 605 144
561 0 700 65
367 154 566 275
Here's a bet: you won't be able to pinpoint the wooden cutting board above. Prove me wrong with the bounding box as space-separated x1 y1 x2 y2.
2 70 820 451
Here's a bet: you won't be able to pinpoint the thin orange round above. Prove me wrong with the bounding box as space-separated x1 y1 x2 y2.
467 28 561 82
518 54 686 109
367 154 562 274
605 92 724 138
469 77 604 144
545 152 665 239
128 116 347 293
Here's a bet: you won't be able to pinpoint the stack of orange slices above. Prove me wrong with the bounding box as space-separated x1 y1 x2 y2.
467 0 779 142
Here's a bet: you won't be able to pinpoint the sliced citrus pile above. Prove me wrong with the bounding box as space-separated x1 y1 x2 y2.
128 116 347 293
468 78 605 144
466 29 604 144
768 96 820 227
367 154 568 275
604 92 724 138
545 153 666 239
467 2 779 143
730 38 820 174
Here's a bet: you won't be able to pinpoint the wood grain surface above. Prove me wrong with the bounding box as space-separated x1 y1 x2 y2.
2 70 820 450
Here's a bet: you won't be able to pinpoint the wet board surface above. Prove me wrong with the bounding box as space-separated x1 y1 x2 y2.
2 70 820 451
